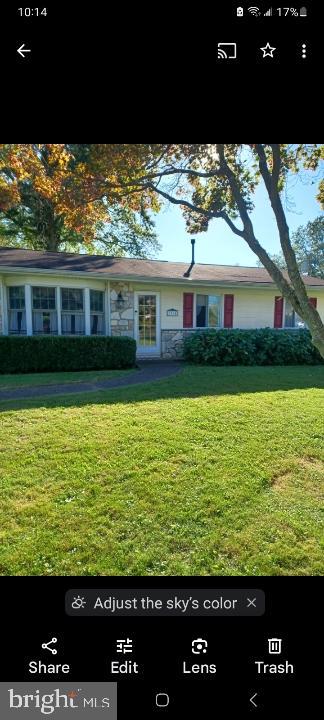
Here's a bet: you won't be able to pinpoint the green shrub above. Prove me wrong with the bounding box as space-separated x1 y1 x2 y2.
183 328 323 366
0 336 136 374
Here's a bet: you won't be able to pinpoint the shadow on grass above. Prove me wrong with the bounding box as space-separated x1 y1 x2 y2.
0 364 323 413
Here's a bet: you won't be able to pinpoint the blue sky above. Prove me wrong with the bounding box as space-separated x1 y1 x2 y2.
153 170 322 266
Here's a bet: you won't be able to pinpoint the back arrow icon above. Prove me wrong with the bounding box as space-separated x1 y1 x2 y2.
17 44 31 58
250 693 258 707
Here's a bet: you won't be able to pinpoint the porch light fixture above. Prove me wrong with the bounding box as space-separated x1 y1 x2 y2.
116 291 124 309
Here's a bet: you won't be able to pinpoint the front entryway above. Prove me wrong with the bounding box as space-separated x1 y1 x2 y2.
134 292 161 355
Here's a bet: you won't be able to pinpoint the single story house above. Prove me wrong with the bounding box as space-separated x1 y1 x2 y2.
0 246 323 358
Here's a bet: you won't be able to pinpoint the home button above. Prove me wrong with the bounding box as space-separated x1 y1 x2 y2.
155 692 170 708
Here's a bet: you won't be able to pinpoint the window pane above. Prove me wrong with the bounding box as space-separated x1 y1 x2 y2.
9 286 25 310
295 315 306 328
61 288 84 311
138 295 156 345
196 295 207 327
32 287 56 310
90 290 104 313
61 313 85 335
91 314 104 335
208 295 221 327
284 300 294 328
9 309 26 334
33 311 58 334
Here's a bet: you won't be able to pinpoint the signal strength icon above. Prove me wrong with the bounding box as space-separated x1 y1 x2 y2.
264 7 272 15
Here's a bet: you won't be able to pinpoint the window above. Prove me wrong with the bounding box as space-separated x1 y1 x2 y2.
90 290 104 313
33 286 56 310
61 288 84 312
32 287 57 334
284 300 306 329
90 290 105 335
208 295 222 327
61 288 85 335
196 295 207 327
9 286 25 309
8 286 26 334
196 294 222 328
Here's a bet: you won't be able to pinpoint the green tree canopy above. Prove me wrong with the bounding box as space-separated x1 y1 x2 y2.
0 144 160 256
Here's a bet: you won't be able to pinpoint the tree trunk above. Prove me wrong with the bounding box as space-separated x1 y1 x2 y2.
42 202 60 251
255 145 324 359
46 228 59 252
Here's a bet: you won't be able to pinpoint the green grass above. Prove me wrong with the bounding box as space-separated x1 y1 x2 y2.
0 368 136 389
0 365 323 576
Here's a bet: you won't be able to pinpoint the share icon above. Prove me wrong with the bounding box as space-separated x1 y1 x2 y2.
41 637 58 655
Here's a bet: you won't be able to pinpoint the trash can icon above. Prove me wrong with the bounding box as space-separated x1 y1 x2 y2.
268 638 282 654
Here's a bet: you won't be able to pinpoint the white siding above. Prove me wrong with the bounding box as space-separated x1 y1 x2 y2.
133 282 324 329
1 273 324 334
4 273 106 291
232 289 277 329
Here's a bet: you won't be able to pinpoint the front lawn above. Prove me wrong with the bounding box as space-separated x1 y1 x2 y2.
0 368 136 390
0 365 323 576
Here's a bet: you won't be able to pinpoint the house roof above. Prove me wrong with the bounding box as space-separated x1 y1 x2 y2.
0 247 324 286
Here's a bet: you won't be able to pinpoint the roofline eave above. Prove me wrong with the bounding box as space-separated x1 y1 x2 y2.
0 265 324 289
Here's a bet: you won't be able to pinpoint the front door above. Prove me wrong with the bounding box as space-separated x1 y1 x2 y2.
134 292 160 355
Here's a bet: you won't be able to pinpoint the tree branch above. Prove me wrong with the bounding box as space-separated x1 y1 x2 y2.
216 144 304 313
255 144 315 316
270 144 281 191
144 181 245 237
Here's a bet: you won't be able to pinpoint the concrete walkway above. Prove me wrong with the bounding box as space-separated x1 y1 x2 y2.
0 361 183 401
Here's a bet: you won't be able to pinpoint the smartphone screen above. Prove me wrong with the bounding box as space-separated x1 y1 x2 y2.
0 9 322 717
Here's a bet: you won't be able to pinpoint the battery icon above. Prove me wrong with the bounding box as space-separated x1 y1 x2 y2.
300 6 307 16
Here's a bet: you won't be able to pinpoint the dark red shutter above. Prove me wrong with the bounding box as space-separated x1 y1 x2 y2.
309 297 317 308
274 296 283 328
224 294 234 328
183 293 194 328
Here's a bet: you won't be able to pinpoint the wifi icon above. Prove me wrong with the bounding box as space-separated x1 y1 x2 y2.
248 6 261 15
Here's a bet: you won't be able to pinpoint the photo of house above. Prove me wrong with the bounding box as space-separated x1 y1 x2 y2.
0 143 323 580
1 247 323 359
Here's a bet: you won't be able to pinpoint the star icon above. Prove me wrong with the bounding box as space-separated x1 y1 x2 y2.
260 42 276 58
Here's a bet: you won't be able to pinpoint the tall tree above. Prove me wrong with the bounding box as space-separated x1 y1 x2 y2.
0 144 160 256
100 143 324 357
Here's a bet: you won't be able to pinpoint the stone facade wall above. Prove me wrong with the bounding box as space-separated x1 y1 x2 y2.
110 282 134 337
161 329 201 358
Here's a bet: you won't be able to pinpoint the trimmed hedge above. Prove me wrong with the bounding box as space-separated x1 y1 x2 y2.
183 328 324 366
0 336 136 374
